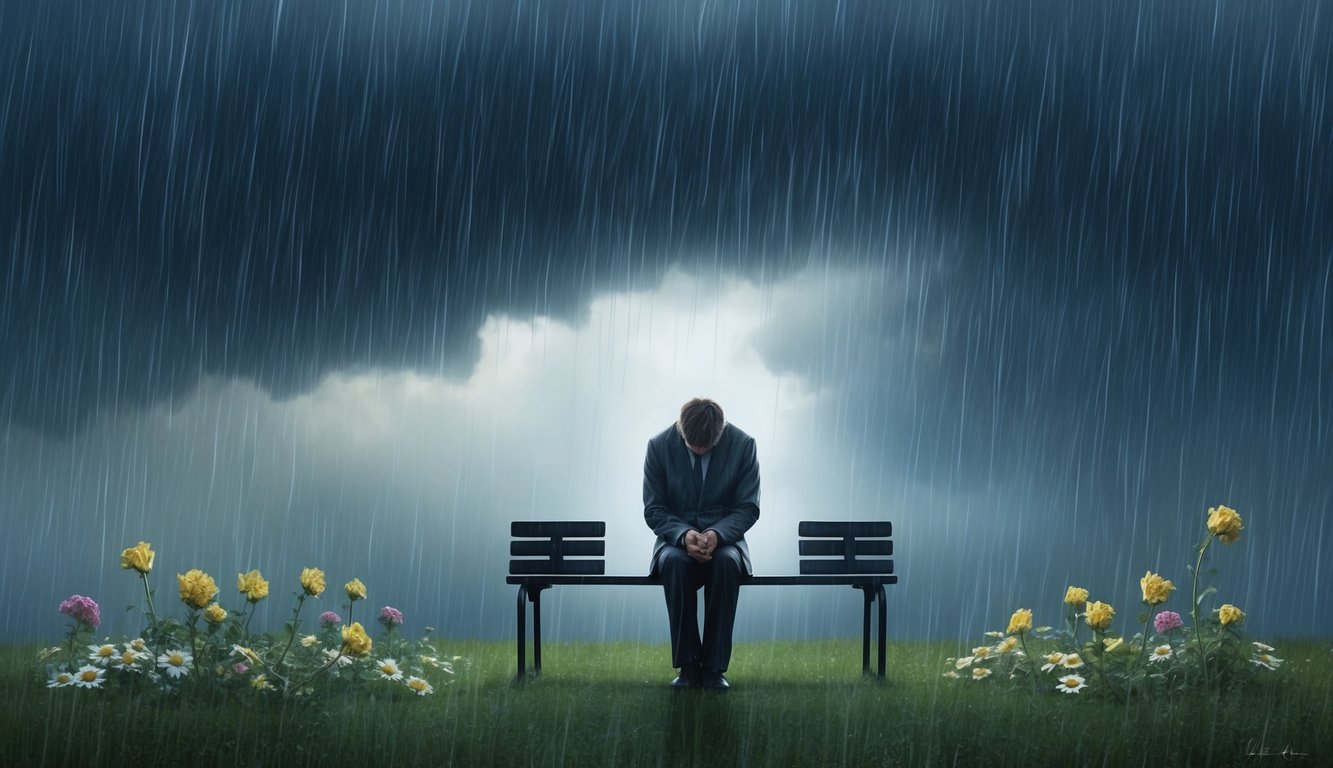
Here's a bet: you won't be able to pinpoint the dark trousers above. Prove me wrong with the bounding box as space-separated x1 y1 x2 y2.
658 544 743 672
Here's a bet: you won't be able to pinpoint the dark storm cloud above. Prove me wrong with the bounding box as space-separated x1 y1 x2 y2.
2 0 1330 443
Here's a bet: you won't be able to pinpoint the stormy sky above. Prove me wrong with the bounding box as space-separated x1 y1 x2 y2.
2 0 1330 649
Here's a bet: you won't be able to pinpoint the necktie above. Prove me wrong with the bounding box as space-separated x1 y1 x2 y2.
693 451 705 489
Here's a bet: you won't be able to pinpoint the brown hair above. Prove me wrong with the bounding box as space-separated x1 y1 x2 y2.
676 398 726 450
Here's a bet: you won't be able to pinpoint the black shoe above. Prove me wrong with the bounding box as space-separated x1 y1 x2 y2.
700 669 730 690
670 662 701 688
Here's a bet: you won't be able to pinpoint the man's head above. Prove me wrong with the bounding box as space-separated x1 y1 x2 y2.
676 398 726 454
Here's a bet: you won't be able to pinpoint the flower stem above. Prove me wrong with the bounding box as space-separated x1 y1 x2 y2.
1091 631 1124 703
1190 533 1215 686
1017 633 1037 696
273 594 307 674
140 573 160 652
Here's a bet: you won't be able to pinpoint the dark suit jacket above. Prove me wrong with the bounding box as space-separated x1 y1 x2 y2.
644 422 761 576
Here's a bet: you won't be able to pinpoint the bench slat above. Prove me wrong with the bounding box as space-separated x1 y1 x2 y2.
800 559 894 575
798 539 893 557
799 521 892 538
510 540 606 557
512 521 607 538
510 559 606 576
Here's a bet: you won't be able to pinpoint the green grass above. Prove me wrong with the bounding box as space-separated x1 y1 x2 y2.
5 638 1330 767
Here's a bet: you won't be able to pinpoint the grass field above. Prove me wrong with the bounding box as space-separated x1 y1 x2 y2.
4 638 1330 767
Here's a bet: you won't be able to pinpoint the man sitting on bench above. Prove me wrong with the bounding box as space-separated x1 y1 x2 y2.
643 398 761 690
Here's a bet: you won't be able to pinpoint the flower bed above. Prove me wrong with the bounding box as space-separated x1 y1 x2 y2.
39 541 460 700
944 504 1280 698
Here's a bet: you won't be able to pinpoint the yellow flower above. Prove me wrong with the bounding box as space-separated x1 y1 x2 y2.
1218 604 1245 627
120 541 155 574
251 674 274 691
1085 601 1115 631
1102 636 1127 654
204 603 228 624
971 645 991 659
300 568 326 597
345 578 367 602
341 622 373 657
177 569 219 609
237 570 269 603
300 634 319 648
1064 586 1089 606
1207 505 1244 545
996 637 1019 654
1140 571 1175 605
1006 608 1033 635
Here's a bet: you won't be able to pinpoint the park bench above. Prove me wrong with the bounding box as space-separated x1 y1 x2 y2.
507 520 897 681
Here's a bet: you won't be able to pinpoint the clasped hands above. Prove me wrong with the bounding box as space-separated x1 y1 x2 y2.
683 529 719 563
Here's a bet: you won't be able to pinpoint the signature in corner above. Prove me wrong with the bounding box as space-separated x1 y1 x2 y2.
1245 738 1310 760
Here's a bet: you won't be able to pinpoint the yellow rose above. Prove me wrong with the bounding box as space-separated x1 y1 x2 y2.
237 569 270 603
204 603 228 624
1085 601 1115 631
1006 608 1033 635
300 568 326 597
1206 505 1244 545
1140 571 1175 605
1064 586 1089 606
120 541 155 574
341 622 373 656
345 578 367 602
177 569 219 609
1218 604 1245 627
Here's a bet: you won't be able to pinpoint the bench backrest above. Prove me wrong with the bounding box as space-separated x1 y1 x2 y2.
510 521 607 575
510 520 893 577
797 521 893 575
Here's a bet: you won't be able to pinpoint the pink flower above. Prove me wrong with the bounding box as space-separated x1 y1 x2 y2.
319 611 342 626
378 606 404 627
232 663 249 674
1154 610 1183 634
58 595 101 628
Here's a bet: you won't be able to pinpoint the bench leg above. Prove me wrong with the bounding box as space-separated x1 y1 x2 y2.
515 585 528 682
859 586 872 677
876 583 887 679
532 587 543 676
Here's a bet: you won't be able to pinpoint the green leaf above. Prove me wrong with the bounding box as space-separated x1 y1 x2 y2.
1137 611 1150 624
1196 587 1217 606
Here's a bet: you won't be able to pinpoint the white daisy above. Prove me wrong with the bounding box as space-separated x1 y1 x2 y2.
251 674 275 690
404 676 433 696
127 638 149 653
1040 652 1066 673
996 637 1019 654
300 634 320 648
1148 645 1173 663
1251 641 1276 653
156 650 192 679
112 649 146 673
87 643 118 666
375 658 404 681
1060 653 1085 670
1250 653 1283 671
971 667 992 680
231 645 261 665
1056 674 1087 694
983 631 1004 639
954 656 975 669
47 670 75 688
1035 626 1053 633
324 648 354 667
942 670 960 679
73 665 106 689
